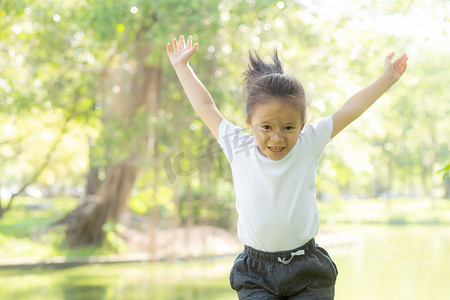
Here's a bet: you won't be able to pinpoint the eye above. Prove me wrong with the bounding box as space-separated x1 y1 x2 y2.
260 125 271 130
285 126 295 131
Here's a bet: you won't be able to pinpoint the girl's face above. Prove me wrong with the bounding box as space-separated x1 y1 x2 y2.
247 100 303 161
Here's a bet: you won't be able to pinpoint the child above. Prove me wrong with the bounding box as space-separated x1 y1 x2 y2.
167 35 407 299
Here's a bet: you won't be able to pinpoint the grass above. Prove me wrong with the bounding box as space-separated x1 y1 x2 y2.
0 197 75 235
1 196 450 260
0 197 127 260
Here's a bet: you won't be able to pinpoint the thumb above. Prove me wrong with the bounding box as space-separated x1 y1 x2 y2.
187 43 199 56
386 52 395 62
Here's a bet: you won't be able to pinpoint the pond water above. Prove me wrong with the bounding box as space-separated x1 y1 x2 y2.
1 225 450 300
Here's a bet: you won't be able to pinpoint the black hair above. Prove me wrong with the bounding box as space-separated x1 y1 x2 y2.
243 48 306 126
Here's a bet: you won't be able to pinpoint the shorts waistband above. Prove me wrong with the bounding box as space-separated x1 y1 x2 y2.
244 239 316 263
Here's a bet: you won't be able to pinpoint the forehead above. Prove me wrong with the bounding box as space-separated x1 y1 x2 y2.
251 100 301 124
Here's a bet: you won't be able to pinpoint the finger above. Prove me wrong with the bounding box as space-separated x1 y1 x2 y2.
395 53 407 62
188 43 198 54
401 62 407 72
402 59 408 71
187 35 193 48
402 54 408 64
180 35 185 50
385 52 394 64
172 38 178 51
167 43 172 55
186 43 198 56
394 54 408 67
400 56 408 68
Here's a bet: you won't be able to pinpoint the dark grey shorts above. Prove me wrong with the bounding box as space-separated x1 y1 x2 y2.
230 239 338 299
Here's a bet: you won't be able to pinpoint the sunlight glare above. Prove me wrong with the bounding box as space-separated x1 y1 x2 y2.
4 124 15 135
41 130 54 141
112 85 121 93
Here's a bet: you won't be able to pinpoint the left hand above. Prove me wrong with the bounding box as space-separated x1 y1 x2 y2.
384 52 408 82
167 35 199 69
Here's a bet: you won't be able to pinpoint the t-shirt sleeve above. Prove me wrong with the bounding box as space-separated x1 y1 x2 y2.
217 119 254 164
300 115 333 158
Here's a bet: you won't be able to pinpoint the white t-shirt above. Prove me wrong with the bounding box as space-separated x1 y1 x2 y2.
218 116 333 252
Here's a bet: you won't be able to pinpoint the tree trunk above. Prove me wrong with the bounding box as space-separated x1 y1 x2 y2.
149 150 160 261
63 161 139 247
444 173 450 199
59 38 162 247
85 137 102 196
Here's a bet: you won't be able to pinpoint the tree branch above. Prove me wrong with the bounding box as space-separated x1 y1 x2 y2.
4 115 73 214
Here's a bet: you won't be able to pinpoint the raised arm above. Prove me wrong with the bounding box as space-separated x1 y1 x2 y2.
167 35 224 140
331 52 408 138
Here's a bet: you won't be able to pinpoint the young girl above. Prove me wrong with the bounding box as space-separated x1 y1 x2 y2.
167 35 407 299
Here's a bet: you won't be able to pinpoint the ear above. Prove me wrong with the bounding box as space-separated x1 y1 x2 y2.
247 119 253 133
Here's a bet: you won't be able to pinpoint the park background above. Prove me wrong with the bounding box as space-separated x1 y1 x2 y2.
0 0 449 299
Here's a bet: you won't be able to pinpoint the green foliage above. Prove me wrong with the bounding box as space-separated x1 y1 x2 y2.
437 164 450 181
1 0 449 228
102 220 127 252
129 184 175 216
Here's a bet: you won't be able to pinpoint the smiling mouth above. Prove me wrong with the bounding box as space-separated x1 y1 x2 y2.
268 146 285 153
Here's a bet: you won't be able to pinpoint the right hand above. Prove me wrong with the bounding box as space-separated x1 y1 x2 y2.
383 52 408 83
167 35 198 68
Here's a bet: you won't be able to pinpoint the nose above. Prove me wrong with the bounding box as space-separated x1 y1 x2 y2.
270 130 284 142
